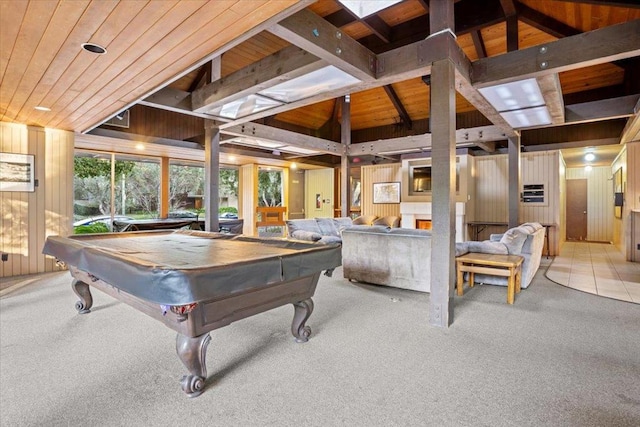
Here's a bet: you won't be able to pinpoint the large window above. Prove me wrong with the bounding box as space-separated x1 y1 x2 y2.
73 151 240 233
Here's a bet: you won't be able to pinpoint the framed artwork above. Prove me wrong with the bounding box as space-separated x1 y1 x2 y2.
613 167 623 219
350 177 361 208
0 153 35 192
373 182 400 204
315 193 322 210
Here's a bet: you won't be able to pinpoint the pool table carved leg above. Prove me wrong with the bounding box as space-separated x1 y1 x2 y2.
291 298 314 343
72 279 93 314
176 333 211 398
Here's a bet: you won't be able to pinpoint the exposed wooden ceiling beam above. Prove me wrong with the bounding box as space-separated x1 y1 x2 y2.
268 9 376 82
383 85 412 130
515 2 580 38
470 30 487 58
191 46 324 113
472 20 640 86
363 15 391 44
222 122 345 156
348 125 506 155
536 74 565 125
565 94 639 125
620 97 640 144
140 87 220 120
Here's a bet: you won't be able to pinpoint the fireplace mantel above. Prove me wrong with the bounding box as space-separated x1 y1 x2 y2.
400 202 466 242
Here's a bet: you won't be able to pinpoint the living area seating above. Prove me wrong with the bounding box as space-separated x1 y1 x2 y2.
455 222 545 289
341 225 432 292
286 215 401 244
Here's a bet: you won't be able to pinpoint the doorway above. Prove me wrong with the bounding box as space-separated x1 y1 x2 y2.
566 179 588 241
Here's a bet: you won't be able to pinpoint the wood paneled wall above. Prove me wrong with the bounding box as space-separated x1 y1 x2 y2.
239 164 258 236
616 141 640 259
1 122 74 278
101 105 204 141
305 168 335 218
473 151 561 255
566 165 614 243
361 164 402 218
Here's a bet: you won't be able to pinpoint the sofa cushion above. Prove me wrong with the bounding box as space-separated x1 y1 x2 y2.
455 242 469 256
286 219 321 235
291 230 322 242
353 215 377 225
499 228 528 254
316 217 339 237
333 217 354 233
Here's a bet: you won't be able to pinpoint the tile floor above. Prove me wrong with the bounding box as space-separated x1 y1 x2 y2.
546 241 640 304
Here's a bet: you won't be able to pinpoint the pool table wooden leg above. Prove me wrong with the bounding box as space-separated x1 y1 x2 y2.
72 279 93 314
291 298 314 343
176 332 211 398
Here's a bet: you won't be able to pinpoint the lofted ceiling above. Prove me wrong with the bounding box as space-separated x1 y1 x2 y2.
1 0 639 169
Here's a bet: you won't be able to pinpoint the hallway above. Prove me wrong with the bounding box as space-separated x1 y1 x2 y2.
546 241 640 304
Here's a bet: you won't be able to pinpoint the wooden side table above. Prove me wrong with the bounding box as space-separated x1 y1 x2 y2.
456 252 524 304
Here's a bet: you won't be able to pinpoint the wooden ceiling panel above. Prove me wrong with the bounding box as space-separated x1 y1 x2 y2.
392 78 429 121
340 21 373 40
0 0 302 132
519 0 640 32
480 22 508 57
350 87 399 130
75 0 305 132
378 0 428 26
275 98 335 129
559 63 625 95
457 33 479 61
307 0 343 17
220 32 290 77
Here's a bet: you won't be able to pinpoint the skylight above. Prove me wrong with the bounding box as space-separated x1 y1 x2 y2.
258 66 361 103
209 94 282 119
338 0 402 18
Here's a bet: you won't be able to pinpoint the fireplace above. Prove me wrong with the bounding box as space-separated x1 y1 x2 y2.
416 219 432 230
400 202 466 242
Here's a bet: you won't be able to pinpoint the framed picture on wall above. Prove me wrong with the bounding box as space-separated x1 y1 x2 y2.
315 193 322 210
373 182 400 204
0 153 35 192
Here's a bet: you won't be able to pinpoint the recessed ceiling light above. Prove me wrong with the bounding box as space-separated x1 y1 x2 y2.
81 42 107 55
290 162 297 169
34 106 51 111
584 153 595 162
135 144 145 150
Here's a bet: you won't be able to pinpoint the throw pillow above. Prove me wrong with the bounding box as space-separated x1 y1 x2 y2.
286 219 321 235
352 214 378 225
291 230 322 242
318 235 342 245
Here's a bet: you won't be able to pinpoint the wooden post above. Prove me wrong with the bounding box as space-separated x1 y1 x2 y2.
159 157 169 218
341 95 351 218
428 0 456 328
508 135 521 229
429 58 457 328
204 121 220 232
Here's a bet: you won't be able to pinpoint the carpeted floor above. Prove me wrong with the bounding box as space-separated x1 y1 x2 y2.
1 263 639 426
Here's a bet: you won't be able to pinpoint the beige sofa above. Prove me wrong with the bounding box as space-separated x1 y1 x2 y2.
455 222 545 288
342 225 432 292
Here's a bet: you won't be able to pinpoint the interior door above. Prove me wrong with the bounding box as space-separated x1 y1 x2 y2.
566 179 588 241
288 169 305 219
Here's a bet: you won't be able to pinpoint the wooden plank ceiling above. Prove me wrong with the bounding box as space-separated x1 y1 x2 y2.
1 0 639 167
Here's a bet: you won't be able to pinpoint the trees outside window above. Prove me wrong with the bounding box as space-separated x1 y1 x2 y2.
258 168 282 207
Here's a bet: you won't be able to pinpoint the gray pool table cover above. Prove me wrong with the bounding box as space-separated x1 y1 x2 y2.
42 230 341 306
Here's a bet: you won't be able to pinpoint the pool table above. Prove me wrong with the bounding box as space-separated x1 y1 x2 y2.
42 230 341 397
